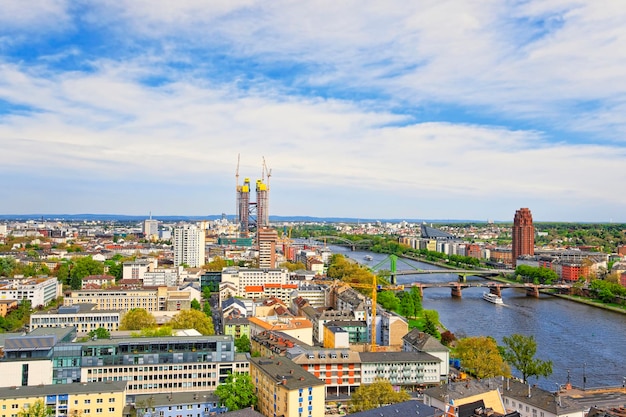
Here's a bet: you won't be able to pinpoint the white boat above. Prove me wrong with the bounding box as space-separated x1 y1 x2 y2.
483 292 504 304
364 255 373 261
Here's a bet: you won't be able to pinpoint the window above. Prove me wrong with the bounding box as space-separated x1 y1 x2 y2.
96 409 102 414
108 408 115 413
85 400 91 404
109 399 115 403
97 399 103 404
84 410 91 414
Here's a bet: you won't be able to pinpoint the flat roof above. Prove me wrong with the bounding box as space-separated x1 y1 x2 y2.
0 381 127 399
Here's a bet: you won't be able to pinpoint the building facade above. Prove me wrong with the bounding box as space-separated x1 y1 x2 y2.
512 208 534 267
173 225 206 268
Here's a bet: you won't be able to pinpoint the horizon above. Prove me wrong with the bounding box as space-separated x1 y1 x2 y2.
2 3 626 222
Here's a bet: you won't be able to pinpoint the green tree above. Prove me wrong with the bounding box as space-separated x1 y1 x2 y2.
55 263 70 284
205 256 228 271
0 256 17 277
454 336 511 379
88 327 110 340
18 399 53 417
203 301 212 317
422 310 440 338
69 256 104 289
168 309 214 335
215 372 257 411
191 299 201 310
120 308 157 330
133 326 173 337
349 379 411 412
234 335 251 353
377 291 400 312
502 334 553 383
279 261 307 272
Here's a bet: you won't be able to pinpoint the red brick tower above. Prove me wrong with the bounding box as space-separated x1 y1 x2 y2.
512 208 534 267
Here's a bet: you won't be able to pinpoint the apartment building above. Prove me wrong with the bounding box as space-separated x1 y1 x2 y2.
402 329 450 384
248 316 313 346
0 276 61 308
0 381 127 417
220 268 290 298
359 351 442 388
249 356 325 417
290 350 361 397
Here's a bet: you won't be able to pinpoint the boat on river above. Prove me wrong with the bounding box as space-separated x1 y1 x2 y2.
482 292 504 304
364 255 373 261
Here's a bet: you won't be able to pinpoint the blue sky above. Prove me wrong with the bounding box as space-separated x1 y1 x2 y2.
1 1 626 222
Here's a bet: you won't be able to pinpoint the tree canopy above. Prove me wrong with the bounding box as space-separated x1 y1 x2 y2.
120 308 157 330
502 334 553 383
18 399 53 417
454 336 511 379
349 379 411 412
234 335 251 353
215 372 257 411
168 309 214 335
70 256 105 289
88 327 110 340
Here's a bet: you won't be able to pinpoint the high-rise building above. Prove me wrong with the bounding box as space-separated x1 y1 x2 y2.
143 217 159 239
236 177 251 236
173 224 206 268
512 208 534 267
257 227 278 269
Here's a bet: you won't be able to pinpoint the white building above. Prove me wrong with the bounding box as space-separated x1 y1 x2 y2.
173 225 206 268
220 267 290 297
0 276 61 308
30 304 122 333
122 259 157 281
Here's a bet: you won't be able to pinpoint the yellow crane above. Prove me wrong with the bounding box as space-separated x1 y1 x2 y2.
314 276 403 352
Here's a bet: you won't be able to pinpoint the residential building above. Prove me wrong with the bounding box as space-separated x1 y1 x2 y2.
512 208 534 267
122 259 157 281
424 379 506 416
223 317 250 340
173 225 206 268
348 401 437 417
249 356 325 417
359 351 441 388
257 228 279 269
0 299 17 317
131 391 227 417
220 268 290 300
0 276 61 308
290 349 361 397
143 218 159 240
30 304 122 333
500 379 585 417
0 381 127 417
402 329 450 383
248 316 313 346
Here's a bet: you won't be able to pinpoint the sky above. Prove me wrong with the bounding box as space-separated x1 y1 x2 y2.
1 1 626 222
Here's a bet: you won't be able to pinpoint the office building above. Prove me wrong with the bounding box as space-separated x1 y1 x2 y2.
0 276 61 308
512 208 534 267
173 225 206 268
257 227 278 269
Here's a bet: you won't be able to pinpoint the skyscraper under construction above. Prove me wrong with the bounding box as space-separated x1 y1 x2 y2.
235 157 271 236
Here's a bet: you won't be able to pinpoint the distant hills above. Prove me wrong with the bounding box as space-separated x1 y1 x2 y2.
0 214 487 223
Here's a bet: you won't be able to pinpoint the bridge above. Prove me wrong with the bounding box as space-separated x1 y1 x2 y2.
309 236 374 250
369 254 514 284
405 281 574 298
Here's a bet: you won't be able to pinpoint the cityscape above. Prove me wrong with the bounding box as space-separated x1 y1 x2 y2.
2 3 626 417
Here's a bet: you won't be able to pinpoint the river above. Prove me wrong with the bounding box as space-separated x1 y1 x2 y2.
330 246 626 391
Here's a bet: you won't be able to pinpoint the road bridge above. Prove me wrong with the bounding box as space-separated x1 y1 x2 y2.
405 281 574 299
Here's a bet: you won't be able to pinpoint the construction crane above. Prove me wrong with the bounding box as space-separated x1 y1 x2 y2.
262 156 272 189
313 276 403 352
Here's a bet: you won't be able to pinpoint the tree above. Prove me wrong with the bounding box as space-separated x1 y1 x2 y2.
120 308 157 330
234 335 251 353
0 256 17 277
88 327 110 340
18 399 53 417
215 372 257 411
377 291 400 312
168 309 214 335
349 379 411 412
422 310 440 338
203 301 212 317
454 336 511 379
191 299 201 310
205 256 228 271
502 334 553 383
69 256 104 289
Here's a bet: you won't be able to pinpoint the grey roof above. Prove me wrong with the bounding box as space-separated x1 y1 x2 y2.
0 381 127 399
421 225 456 240
500 379 585 415
250 356 325 390
5 335 57 351
79 334 233 346
134 391 221 407
224 317 250 325
360 351 441 364
221 408 266 417
403 329 449 352
349 400 437 417
425 379 500 402
28 326 76 339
